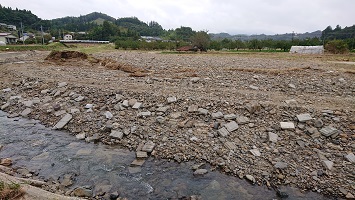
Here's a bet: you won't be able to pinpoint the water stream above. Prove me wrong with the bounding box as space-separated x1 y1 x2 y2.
0 111 330 199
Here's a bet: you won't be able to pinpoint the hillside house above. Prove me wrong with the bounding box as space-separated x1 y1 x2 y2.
63 34 73 40
0 33 18 44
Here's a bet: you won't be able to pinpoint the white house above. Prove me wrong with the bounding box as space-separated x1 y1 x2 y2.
0 33 17 44
63 34 73 40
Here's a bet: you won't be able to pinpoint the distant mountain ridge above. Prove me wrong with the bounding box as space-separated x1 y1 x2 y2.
209 31 322 41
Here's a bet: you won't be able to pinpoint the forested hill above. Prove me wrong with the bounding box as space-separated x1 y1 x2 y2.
0 5 40 28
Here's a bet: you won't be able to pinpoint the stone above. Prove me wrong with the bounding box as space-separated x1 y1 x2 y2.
128 99 137 107
1 103 10 110
41 89 49 94
131 159 145 166
274 162 288 169
110 130 124 139
156 116 165 124
345 153 355 163
193 169 208 175
346 193 355 199
132 102 142 109
0 158 12 166
190 77 200 83
224 142 237 150
53 114 73 129
285 99 297 105
2 88 11 92
288 83 296 89
322 160 334 170
224 114 237 120
21 108 32 117
85 104 93 109
236 116 249 125
156 106 169 113
217 127 229 137
70 108 80 114
245 175 256 183
58 82 67 87
115 94 124 101
75 95 85 102
105 111 113 119
76 133 86 140
296 113 312 122
61 174 73 187
280 122 295 130
224 121 238 132
170 112 182 119
198 108 208 115
249 85 259 90
142 141 155 152
320 126 338 137
54 110 66 117
268 132 278 143
211 112 223 119
122 100 129 107
136 151 148 158
167 96 177 103
245 102 260 114
314 119 324 128
188 105 198 113
23 100 33 107
73 187 92 197
137 111 151 117
250 149 261 157
32 98 40 104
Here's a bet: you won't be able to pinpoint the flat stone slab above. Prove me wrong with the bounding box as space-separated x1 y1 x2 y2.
250 149 261 157
132 102 142 109
142 141 155 152
217 127 229 137
322 160 334 170
297 113 312 122
188 105 198 113
224 114 237 120
268 132 278 143
224 121 239 132
319 126 338 137
131 159 145 166
167 96 177 103
198 108 208 115
280 122 295 130
136 151 148 158
156 106 169 113
236 116 249 125
211 112 223 119
53 114 73 129
21 108 32 117
345 153 355 163
110 130 124 139
224 142 237 150
137 111 151 117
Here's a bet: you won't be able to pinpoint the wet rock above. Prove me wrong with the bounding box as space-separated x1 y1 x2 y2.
296 113 312 122
224 121 238 132
53 114 73 129
73 187 93 197
193 169 208 176
280 122 295 130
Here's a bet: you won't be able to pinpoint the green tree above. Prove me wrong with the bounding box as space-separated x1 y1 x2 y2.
325 40 349 54
191 31 210 51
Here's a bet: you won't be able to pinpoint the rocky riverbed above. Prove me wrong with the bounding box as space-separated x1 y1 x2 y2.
0 50 354 199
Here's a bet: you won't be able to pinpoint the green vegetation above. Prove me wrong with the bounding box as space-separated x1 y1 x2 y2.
0 42 66 51
325 40 349 54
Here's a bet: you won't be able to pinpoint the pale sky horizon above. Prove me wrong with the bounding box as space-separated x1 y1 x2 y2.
1 0 354 35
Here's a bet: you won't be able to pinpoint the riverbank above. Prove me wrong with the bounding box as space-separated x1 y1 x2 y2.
0 50 354 199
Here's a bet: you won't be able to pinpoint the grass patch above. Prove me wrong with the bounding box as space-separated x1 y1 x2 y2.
0 180 24 199
0 43 66 51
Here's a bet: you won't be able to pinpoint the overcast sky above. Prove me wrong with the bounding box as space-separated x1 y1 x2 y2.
1 0 354 35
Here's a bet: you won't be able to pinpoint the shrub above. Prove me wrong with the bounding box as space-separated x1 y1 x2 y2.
325 40 349 54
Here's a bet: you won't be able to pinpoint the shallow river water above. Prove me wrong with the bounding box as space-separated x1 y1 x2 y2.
0 111 331 200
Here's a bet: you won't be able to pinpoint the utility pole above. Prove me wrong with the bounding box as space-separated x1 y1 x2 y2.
41 25 44 45
20 22 24 45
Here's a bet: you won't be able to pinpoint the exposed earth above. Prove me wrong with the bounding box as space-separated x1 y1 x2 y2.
0 50 354 199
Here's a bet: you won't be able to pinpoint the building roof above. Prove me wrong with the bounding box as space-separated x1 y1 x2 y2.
0 33 11 36
5 35 17 39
